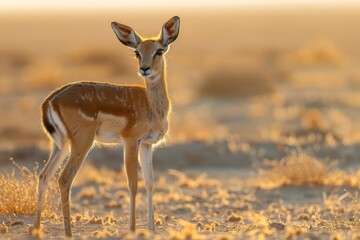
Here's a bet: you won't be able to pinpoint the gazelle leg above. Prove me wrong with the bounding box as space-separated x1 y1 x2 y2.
124 141 139 231
58 131 94 237
139 143 154 231
34 142 69 229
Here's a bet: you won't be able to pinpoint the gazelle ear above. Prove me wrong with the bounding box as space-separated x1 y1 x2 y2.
111 22 141 48
160 16 180 47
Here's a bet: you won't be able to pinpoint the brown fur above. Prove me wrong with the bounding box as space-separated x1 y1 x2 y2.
43 69 170 141
33 16 180 237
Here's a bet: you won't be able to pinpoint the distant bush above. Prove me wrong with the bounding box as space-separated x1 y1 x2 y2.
251 152 334 189
197 68 280 99
64 49 120 65
63 48 129 75
250 151 360 190
0 51 30 69
282 41 347 67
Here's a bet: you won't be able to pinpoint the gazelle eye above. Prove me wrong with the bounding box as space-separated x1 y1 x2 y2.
134 51 140 58
156 50 164 56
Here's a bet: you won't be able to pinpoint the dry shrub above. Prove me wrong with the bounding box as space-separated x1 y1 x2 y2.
93 227 115 238
0 223 9 233
168 169 221 189
251 152 336 189
104 200 122 209
88 216 104 225
326 108 352 137
169 220 205 240
0 159 58 216
282 41 346 67
227 212 242 222
301 108 352 138
324 169 360 189
27 226 45 238
76 186 97 199
251 151 360 189
301 108 328 131
0 50 30 69
197 67 277 99
242 211 276 237
316 191 360 231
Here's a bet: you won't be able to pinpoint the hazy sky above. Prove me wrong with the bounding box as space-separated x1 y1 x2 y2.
1 0 360 10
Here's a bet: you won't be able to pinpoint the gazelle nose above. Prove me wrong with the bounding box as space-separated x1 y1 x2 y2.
139 66 151 76
140 66 150 72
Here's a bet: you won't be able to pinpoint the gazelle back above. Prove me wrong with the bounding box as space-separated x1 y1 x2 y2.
33 16 180 237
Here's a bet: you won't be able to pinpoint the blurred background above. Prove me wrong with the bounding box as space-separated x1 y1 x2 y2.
3 1 360 238
1 1 360 169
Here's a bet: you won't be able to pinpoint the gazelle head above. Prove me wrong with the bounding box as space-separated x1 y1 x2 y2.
111 16 180 81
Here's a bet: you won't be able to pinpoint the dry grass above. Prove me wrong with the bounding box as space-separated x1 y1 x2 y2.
250 151 336 189
0 158 58 216
0 223 9 233
250 151 360 190
168 220 206 240
316 190 360 231
27 226 45 238
2 161 360 238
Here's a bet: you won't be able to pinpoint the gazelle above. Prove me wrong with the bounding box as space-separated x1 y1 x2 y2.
33 16 180 237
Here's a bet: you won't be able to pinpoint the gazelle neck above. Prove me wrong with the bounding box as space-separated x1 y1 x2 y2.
144 60 170 119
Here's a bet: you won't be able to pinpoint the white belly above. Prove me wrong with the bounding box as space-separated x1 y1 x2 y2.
95 112 126 144
95 130 123 144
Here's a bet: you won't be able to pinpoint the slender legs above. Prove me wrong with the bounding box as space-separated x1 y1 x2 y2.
124 142 139 231
125 141 155 231
34 142 69 229
35 134 155 236
139 143 154 230
58 130 95 237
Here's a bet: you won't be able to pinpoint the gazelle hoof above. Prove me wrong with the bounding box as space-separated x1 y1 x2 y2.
65 232 73 238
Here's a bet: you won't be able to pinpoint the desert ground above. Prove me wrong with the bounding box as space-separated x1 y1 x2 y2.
1 8 360 239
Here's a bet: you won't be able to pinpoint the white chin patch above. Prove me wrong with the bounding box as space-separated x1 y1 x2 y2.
147 74 161 82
